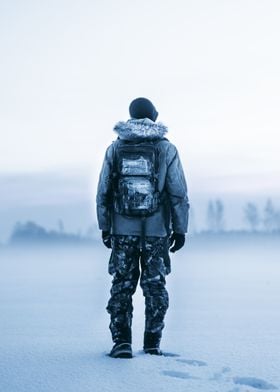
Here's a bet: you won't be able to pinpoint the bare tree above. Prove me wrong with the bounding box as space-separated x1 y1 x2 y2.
263 199 276 232
215 199 225 232
207 199 225 232
207 201 215 232
244 202 260 232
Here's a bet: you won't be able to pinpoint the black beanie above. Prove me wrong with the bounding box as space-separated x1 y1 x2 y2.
129 97 158 122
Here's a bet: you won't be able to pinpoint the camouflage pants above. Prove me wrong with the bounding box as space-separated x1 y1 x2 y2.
107 235 171 344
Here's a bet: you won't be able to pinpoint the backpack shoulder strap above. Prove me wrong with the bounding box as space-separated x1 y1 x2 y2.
111 139 121 185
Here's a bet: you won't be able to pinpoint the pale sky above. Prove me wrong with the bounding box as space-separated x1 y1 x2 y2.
1 0 280 194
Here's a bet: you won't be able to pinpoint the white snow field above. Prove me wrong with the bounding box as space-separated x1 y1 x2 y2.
0 235 279 392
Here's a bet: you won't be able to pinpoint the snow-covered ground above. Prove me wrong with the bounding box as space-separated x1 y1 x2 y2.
0 236 279 392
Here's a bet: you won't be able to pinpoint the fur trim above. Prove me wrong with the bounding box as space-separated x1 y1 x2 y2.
113 118 168 141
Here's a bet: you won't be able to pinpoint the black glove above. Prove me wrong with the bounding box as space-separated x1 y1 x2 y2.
169 232 185 253
102 231 112 249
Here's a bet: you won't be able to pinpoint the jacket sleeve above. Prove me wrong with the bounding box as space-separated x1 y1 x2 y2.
165 145 190 234
96 144 114 232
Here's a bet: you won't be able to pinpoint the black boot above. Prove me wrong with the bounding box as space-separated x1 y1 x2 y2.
143 331 162 355
109 342 133 358
109 326 133 358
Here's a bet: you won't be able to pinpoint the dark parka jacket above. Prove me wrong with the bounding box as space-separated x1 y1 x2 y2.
96 118 189 237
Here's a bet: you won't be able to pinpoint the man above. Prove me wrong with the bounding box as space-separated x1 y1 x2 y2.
96 97 189 358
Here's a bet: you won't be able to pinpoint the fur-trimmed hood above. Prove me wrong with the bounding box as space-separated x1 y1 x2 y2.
113 118 168 141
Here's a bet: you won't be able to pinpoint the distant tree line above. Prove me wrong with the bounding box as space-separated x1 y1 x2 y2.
243 199 280 232
9 221 97 245
6 198 280 246
205 198 280 233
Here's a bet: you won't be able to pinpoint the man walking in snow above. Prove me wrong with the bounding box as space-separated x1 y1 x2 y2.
96 97 189 358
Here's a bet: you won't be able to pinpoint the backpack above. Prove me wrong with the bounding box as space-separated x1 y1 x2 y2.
112 140 161 217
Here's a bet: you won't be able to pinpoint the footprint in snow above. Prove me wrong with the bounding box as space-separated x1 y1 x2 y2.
162 370 200 380
162 357 207 380
233 376 278 390
160 355 277 391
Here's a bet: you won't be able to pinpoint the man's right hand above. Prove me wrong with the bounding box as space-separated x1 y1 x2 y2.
169 232 185 253
102 231 112 249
